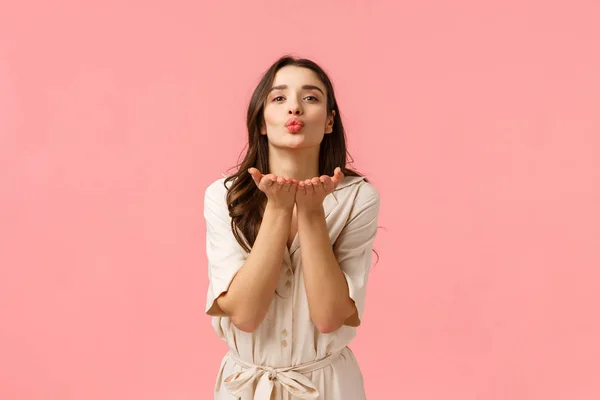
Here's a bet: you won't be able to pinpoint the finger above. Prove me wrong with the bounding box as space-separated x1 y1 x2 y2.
297 181 306 195
332 167 345 187
264 174 276 187
311 177 324 194
250 167 263 177
321 175 334 192
304 179 314 195
248 167 262 187
276 175 286 190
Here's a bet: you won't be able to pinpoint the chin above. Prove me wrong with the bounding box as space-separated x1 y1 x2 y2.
269 132 321 149
282 141 307 149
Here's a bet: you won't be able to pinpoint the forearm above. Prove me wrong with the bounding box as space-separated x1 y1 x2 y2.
297 206 355 333
218 202 291 331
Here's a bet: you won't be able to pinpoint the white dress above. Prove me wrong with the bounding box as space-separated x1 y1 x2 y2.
204 174 380 400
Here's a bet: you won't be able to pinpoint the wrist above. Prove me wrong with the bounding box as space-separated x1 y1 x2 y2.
265 201 294 216
297 203 324 216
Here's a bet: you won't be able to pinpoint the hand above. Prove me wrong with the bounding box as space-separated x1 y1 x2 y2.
248 167 299 211
295 167 345 212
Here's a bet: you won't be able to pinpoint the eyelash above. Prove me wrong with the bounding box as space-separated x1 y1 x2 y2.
272 95 318 102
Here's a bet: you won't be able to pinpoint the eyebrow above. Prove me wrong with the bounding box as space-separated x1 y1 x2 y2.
269 84 325 95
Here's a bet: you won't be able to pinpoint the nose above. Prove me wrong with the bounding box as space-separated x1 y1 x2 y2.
288 101 303 115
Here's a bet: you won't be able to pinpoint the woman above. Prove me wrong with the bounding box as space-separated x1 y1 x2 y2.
204 55 380 399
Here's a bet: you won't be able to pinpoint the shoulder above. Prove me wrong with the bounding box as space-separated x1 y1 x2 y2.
204 173 234 201
203 175 234 221
335 175 380 206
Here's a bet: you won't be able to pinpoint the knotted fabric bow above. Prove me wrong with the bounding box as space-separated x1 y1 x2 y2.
223 350 341 400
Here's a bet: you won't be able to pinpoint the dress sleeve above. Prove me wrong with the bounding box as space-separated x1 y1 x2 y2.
333 185 381 327
204 179 248 317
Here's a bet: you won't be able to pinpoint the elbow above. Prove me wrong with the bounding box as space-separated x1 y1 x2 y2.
231 316 259 332
230 312 264 333
315 322 340 334
313 302 356 334
233 320 259 333
217 295 262 332
313 315 343 334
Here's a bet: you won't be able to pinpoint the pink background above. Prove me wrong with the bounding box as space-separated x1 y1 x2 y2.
1 1 599 399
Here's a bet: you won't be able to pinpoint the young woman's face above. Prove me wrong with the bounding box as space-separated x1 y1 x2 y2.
261 66 335 150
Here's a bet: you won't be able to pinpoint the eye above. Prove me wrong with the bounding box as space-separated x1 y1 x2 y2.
271 95 318 102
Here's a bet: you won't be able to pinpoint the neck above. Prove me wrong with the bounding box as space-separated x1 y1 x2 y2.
267 144 320 181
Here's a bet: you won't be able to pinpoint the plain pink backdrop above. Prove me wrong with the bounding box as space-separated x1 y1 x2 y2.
1 1 599 399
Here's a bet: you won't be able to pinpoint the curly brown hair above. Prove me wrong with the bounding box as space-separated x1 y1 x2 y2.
223 55 374 257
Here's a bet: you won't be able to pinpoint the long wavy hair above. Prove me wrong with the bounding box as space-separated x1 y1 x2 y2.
223 55 379 263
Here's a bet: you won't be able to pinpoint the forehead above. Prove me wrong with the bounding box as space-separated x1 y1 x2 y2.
272 66 324 90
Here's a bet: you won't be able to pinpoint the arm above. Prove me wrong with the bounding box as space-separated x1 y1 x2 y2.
297 206 356 333
205 187 292 332
216 203 292 332
298 189 380 333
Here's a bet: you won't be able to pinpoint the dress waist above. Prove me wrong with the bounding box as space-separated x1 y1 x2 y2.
223 348 344 400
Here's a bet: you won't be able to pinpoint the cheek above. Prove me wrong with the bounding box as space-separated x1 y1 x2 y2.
262 108 277 126
308 107 328 122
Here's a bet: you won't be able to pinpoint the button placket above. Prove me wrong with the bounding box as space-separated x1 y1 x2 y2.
275 262 293 361
275 264 294 298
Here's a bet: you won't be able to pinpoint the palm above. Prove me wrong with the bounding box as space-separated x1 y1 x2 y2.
295 167 345 210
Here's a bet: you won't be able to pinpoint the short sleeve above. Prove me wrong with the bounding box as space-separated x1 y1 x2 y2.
333 185 381 327
204 178 248 317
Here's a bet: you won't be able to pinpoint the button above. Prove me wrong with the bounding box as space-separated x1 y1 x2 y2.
281 340 288 347
285 281 292 288
281 329 288 336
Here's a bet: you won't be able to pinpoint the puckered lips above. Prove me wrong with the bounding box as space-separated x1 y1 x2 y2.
285 117 304 133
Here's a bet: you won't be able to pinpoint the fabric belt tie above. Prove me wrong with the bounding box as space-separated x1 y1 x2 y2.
223 349 342 400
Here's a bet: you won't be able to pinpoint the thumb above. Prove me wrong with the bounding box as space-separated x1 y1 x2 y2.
248 167 262 186
333 167 345 185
